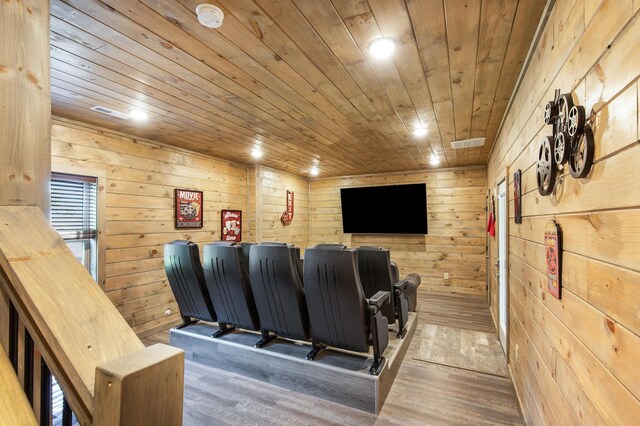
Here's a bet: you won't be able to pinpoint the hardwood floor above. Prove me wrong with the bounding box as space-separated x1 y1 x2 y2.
416 291 496 333
142 290 522 425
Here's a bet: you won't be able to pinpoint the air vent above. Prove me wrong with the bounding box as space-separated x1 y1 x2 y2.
90 106 129 120
451 137 485 149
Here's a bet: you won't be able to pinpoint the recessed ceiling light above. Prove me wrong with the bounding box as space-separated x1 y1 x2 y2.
430 156 440 166
310 166 319 176
368 37 395 59
251 148 262 159
128 109 148 121
412 126 428 138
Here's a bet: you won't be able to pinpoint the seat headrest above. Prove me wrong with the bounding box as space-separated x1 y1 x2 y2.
358 246 385 251
171 240 195 247
211 241 237 246
314 243 348 250
259 241 289 247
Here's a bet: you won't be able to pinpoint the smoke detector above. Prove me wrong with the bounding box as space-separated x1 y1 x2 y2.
196 4 224 28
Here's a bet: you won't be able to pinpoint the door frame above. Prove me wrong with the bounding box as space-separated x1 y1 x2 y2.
496 167 510 360
485 192 491 303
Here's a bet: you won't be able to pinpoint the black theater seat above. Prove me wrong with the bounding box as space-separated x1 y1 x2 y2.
202 242 274 347
303 247 390 375
390 261 421 313
249 243 311 341
240 242 254 270
164 240 217 328
357 246 409 338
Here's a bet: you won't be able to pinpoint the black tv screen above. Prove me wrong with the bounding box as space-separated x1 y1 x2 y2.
340 183 428 234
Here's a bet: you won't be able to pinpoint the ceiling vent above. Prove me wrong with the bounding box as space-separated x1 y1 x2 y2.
451 137 485 149
90 106 129 120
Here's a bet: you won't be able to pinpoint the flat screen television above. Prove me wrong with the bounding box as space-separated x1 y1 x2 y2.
340 183 428 234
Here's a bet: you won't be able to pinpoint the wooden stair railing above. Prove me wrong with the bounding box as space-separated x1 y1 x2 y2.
0 344 38 425
0 206 184 425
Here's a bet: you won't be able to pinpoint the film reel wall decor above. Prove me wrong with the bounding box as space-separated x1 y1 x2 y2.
537 89 595 196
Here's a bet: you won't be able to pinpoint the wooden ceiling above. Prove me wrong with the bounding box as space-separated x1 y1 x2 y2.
50 0 546 177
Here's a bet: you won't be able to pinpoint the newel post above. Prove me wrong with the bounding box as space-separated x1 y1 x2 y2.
94 344 184 425
0 0 51 355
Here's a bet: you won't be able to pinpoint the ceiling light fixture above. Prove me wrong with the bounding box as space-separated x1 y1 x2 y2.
251 148 262 159
310 166 319 176
368 37 396 59
412 126 428 138
128 109 148 121
196 4 224 28
430 156 440 166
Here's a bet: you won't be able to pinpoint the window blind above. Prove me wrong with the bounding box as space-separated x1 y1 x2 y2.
50 173 97 240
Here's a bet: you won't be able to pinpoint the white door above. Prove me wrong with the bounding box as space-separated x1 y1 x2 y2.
497 180 508 353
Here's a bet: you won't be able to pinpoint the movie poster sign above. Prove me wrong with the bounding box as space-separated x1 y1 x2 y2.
545 220 562 299
221 209 242 242
175 189 203 229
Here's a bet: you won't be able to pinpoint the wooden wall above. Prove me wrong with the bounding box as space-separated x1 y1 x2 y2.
486 1 640 424
309 168 487 295
249 166 310 248
51 118 248 337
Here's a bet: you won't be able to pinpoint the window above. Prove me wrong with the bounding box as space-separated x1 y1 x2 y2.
50 173 98 281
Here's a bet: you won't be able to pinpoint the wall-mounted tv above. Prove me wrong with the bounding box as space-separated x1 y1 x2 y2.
340 183 428 234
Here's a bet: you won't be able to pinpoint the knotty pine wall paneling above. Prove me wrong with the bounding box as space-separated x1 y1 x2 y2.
250 166 310 248
51 118 248 337
486 1 640 423
310 167 487 295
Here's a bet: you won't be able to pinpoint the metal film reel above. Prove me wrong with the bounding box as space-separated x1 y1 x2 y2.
567 105 585 138
557 94 575 131
544 101 558 125
569 125 595 179
537 136 557 196
554 132 570 165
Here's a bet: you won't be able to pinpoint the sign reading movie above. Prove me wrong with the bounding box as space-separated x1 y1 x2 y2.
221 209 242 242
175 189 203 229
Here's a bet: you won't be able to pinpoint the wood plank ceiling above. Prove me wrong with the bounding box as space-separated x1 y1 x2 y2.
49 0 547 177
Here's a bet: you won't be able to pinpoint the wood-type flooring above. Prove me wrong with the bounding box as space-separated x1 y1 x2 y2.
142 290 522 425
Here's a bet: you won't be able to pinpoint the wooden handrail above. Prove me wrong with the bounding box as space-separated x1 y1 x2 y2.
0 345 37 426
0 206 183 424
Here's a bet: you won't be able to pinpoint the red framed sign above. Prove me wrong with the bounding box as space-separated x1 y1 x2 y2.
545 220 562 299
175 189 203 229
221 209 242 242
280 190 294 226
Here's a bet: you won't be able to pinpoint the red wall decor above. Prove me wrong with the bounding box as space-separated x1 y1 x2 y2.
221 210 242 242
175 189 203 229
280 190 294 226
544 220 562 299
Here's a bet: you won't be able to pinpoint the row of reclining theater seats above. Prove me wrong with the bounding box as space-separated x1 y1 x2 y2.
164 241 421 375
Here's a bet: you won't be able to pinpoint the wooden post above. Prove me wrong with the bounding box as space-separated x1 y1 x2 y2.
94 344 184 426
0 0 51 363
0 0 51 213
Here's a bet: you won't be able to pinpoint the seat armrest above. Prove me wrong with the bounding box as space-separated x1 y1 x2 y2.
393 280 408 292
367 291 391 308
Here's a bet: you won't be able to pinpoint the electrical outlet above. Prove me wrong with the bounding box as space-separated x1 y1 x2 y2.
444 272 450 280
